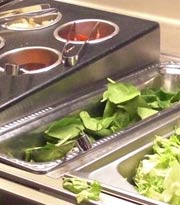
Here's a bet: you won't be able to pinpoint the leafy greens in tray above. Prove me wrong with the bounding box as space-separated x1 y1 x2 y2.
134 127 180 205
62 176 101 204
24 79 180 162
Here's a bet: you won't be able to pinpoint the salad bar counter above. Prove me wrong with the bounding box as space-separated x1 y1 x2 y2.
0 0 180 205
0 60 179 173
0 54 179 205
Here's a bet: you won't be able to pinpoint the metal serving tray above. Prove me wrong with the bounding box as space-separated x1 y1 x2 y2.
68 104 180 205
0 61 179 174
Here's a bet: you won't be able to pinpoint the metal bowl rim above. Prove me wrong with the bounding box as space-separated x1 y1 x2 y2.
2 12 62 31
0 46 62 74
54 18 120 44
0 36 5 50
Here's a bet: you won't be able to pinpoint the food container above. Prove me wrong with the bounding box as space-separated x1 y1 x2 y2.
0 46 62 74
54 19 119 44
0 62 179 174
2 12 62 31
68 102 180 205
159 62 180 93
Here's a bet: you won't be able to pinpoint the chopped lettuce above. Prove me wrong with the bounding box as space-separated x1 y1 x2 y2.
62 177 101 204
134 131 180 205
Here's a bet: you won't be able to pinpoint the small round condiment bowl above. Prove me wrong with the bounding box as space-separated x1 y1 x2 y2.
0 46 61 74
54 19 119 44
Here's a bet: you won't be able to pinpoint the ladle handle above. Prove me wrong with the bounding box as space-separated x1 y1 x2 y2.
61 21 100 67
61 42 87 67
5 63 20 75
76 132 92 151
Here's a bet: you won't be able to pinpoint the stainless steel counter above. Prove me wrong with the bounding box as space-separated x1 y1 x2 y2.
1 1 180 204
0 177 73 205
0 163 138 205
0 53 179 205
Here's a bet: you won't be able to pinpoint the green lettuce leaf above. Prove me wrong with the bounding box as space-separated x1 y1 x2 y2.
134 131 180 205
62 177 101 204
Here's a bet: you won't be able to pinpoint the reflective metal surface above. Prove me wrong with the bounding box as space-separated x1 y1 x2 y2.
69 105 180 205
0 46 62 74
0 1 174 204
2 11 62 31
54 19 119 44
159 62 180 92
0 177 74 205
0 81 179 205
0 3 51 19
0 36 5 49
0 0 160 118
0 60 179 173
56 0 180 56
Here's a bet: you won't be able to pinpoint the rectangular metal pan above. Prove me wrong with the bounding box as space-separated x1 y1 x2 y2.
0 61 179 173
69 104 180 205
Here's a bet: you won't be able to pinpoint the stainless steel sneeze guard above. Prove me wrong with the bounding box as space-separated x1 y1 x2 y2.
0 61 179 174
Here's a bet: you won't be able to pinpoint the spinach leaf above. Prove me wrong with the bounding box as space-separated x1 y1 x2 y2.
103 100 117 117
141 89 180 110
155 89 175 109
137 107 158 119
23 79 180 163
24 140 75 162
80 111 114 132
79 111 114 137
171 91 180 103
110 109 131 133
45 117 84 140
101 82 140 104
141 89 160 109
93 128 113 138
118 96 148 119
